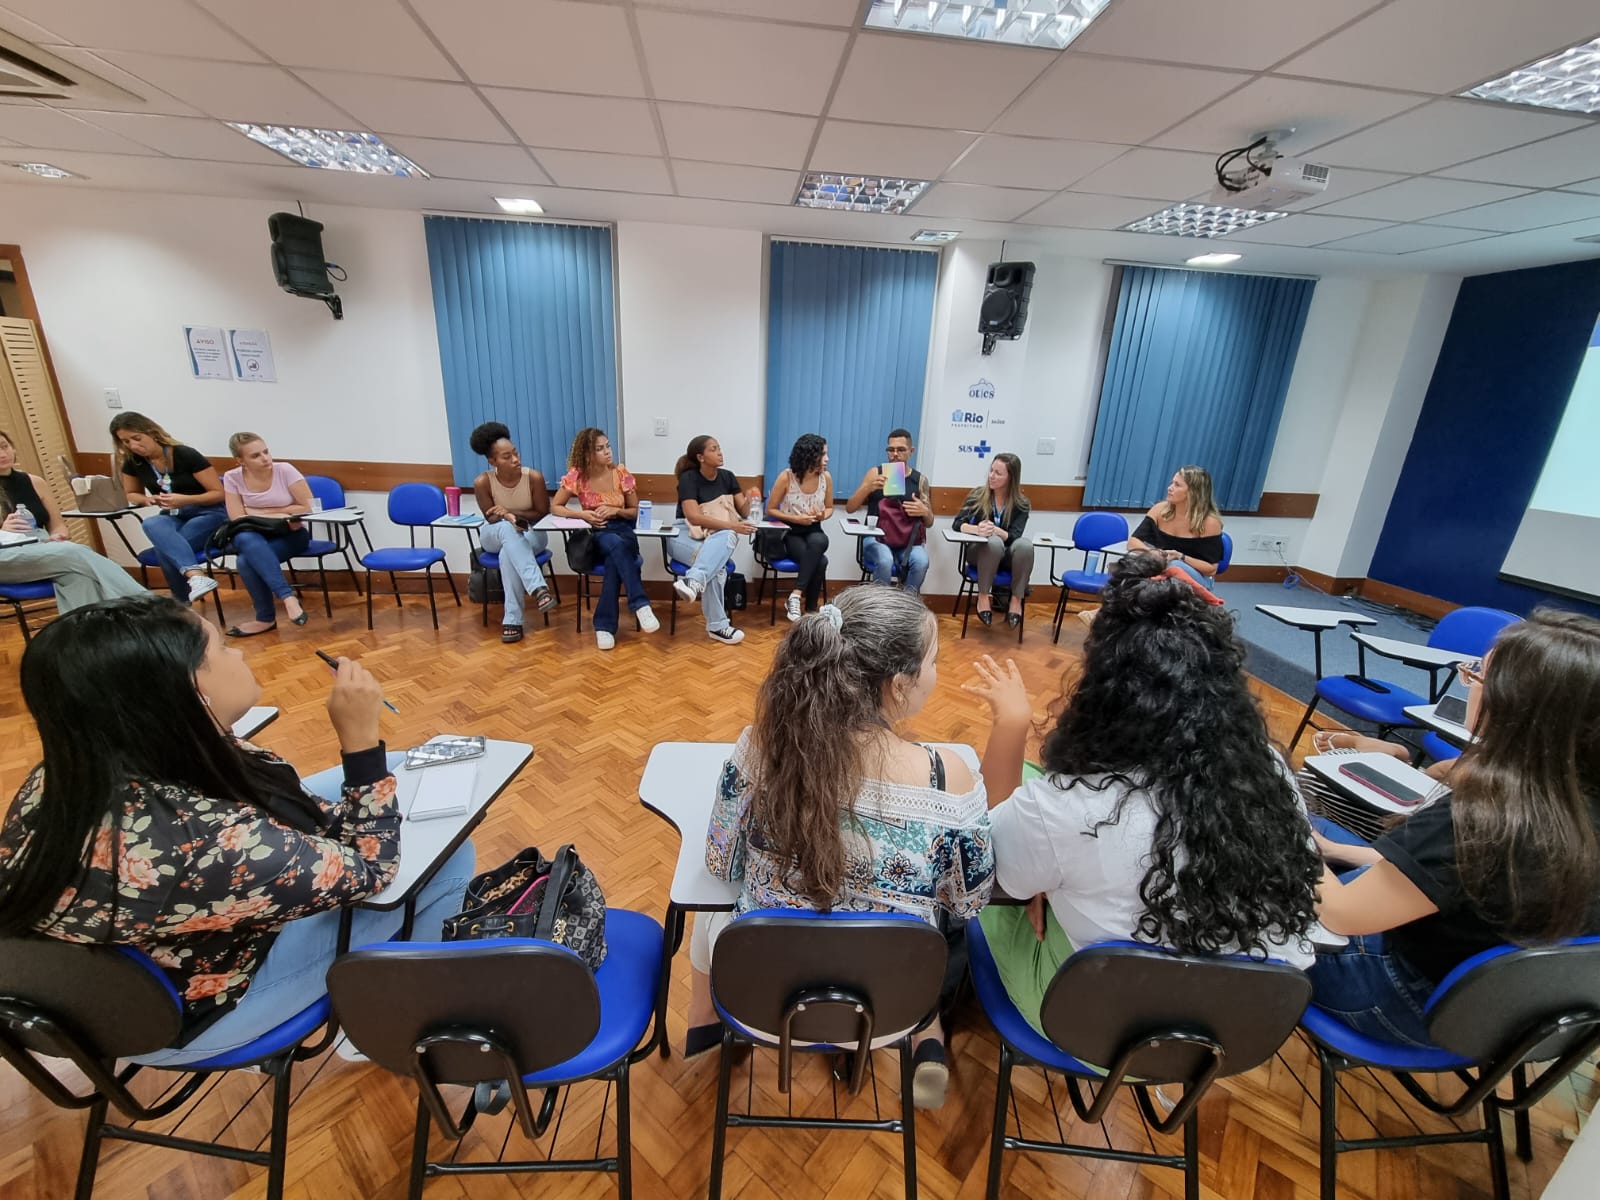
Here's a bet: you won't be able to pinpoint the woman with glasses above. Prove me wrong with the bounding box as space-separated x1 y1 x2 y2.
1311 611 1600 1047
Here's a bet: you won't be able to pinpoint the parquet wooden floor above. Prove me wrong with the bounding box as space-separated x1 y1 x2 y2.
0 586 1591 1200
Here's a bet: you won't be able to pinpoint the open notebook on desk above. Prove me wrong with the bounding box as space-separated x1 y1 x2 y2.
401 758 478 821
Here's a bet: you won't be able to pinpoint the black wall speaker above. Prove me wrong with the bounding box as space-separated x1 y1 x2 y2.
268 212 342 318
978 260 1035 354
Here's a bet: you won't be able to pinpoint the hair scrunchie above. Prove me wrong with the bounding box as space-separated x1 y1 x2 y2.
818 603 843 631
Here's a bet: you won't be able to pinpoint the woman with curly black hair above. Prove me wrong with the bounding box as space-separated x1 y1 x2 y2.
966 551 1321 1033
468 421 554 644
767 433 833 621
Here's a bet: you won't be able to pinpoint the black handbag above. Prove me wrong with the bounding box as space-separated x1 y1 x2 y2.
565 530 598 573
726 570 747 611
441 844 608 969
467 549 504 603
206 515 298 554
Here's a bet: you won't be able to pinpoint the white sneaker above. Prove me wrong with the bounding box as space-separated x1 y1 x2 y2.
673 576 701 604
187 575 218 602
596 630 616 650
708 625 744 646
785 593 802 622
636 605 660 633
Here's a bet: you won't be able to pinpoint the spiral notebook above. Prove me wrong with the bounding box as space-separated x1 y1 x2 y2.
403 757 477 821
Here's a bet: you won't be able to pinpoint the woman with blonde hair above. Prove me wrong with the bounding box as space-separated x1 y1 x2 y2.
954 451 1032 628
1128 465 1225 585
218 432 314 636
112 412 227 604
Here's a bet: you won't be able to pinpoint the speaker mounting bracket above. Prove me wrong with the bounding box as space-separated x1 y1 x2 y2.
324 295 343 320
981 332 997 355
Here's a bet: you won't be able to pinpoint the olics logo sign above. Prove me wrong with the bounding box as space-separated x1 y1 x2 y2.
968 378 996 400
957 440 993 460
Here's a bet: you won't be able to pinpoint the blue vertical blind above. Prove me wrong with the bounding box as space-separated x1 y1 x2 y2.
1085 266 1316 511
765 241 939 488
424 217 618 485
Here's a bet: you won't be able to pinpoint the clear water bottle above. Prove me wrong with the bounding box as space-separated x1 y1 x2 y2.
750 489 764 523
15 505 39 539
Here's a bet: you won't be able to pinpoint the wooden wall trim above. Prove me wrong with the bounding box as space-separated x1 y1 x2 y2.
80 453 456 492
928 484 1318 520
1357 578 1459 621
1293 566 1365 595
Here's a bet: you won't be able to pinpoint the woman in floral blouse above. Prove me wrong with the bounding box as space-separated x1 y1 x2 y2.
685 586 995 1110
551 426 659 650
0 595 476 1065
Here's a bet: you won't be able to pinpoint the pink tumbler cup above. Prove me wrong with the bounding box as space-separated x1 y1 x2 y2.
445 486 462 516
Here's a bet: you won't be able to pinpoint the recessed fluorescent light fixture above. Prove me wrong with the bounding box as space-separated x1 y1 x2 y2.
1122 202 1288 239
8 161 79 179
794 172 928 215
1186 252 1243 266
911 229 960 243
227 124 429 176
865 0 1113 50
495 197 544 215
1465 36 1600 115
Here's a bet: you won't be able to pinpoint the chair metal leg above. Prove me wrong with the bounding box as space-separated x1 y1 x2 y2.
1184 1107 1200 1200
341 548 363 596
615 1060 633 1200
985 1044 1011 1200
366 573 375 630
265 1054 295 1200
655 903 684 1059
898 1036 917 1200
407 1091 432 1200
1512 1063 1532 1161
317 562 332 618
1052 585 1071 643
707 1027 735 1200
73 1096 109 1200
1290 697 1321 753
442 565 461 607
1484 1093 1511 1200
960 583 974 638
1319 1048 1338 1200
390 572 402 608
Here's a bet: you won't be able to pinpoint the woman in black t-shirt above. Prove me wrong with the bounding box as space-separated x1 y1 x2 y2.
1127 466 1225 586
111 412 228 604
668 435 756 646
1312 610 1600 1046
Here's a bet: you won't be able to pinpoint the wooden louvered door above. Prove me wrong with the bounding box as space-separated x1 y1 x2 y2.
0 316 92 548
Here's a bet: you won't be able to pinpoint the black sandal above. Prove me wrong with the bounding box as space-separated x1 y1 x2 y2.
501 625 524 644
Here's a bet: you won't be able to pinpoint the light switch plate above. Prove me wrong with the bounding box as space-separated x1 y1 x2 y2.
653 418 668 437
103 388 122 409
1036 437 1056 455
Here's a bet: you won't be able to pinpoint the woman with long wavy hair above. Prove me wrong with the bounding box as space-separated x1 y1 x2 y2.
766 432 833 622
954 451 1032 628
684 586 995 1108
967 552 1321 1033
1313 610 1600 1046
111 411 228 605
1127 464 1225 585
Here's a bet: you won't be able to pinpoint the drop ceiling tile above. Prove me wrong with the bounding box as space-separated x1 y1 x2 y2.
1308 99 1589 174
0 7 58 44
673 160 799 204
1278 0 1600 93
657 104 816 169
196 0 458 78
998 57 1250 144
1422 190 1600 232
1068 148 1219 201
73 112 289 163
829 33 1054 130
1437 124 1600 189
644 0 859 22
637 10 847 114
28 47 204 117
2 0 263 60
534 149 671 193
409 0 645 95
808 121 976 181
1567 177 1600 196
1018 192 1168 228
484 90 659 156
1317 176 1531 221
913 182 1054 222
0 150 301 197
1321 224 1493 253
944 135 1126 190
1228 213 1394 246
1153 77 1424 154
380 136 551 184
295 71 509 141
97 53 356 125
0 104 154 153
1073 0 1378 70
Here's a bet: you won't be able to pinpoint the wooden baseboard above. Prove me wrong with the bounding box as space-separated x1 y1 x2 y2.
1357 578 1458 620
1292 566 1365 594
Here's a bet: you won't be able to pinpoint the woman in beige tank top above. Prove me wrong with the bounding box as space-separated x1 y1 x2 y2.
469 422 555 643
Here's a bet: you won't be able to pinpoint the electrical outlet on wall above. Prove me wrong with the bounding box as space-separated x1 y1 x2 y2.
653 418 668 437
103 388 122 409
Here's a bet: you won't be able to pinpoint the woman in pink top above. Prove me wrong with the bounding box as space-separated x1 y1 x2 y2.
220 432 314 636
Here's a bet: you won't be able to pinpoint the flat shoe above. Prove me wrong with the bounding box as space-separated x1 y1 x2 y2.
289 610 310 627
501 625 524 644
977 609 993 627
226 623 277 638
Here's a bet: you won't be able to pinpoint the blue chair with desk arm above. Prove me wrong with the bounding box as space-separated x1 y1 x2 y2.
1301 937 1600 1200
1047 511 1128 643
287 475 368 617
473 546 558 628
1288 606 1519 753
751 532 827 626
0 579 56 641
0 936 337 1200
325 910 664 1200
966 925 1311 1200
359 484 462 631
657 536 733 635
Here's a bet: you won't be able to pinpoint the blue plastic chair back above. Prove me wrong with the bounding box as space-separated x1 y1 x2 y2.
1071 511 1128 553
388 483 446 527
1217 531 1233 576
304 475 347 510
1428 607 1519 657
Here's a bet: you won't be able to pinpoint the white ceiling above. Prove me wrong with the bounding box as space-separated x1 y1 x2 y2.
2 0 1599 278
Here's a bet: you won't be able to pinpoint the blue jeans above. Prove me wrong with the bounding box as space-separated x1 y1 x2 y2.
1308 932 1438 1048
142 505 228 598
668 529 733 633
233 527 311 622
863 538 929 593
478 521 548 627
593 520 648 634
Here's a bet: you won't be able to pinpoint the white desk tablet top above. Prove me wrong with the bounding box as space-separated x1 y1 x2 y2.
1404 702 1473 744
305 506 365 524
639 740 981 910
232 706 279 741
1304 751 1441 816
533 513 590 530
61 507 142 519
839 520 884 538
942 527 987 544
431 514 483 528
0 529 35 547
365 737 532 910
1255 604 1379 630
1351 632 1471 668
633 521 679 538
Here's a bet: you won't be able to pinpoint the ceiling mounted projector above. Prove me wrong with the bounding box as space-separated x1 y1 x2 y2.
1210 131 1331 211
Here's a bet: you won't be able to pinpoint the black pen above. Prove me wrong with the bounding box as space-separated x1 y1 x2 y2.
315 649 401 714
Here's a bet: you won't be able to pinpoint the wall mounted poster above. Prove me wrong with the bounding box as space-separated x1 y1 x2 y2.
229 328 276 382
184 326 230 380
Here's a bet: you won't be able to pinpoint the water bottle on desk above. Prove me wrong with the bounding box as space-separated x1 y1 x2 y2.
750 489 764 524
636 499 652 531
